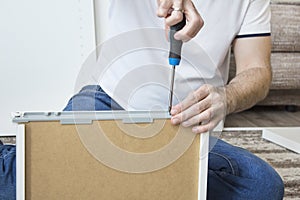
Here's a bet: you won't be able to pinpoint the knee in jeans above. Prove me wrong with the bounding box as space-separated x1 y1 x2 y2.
269 173 284 199
255 165 284 199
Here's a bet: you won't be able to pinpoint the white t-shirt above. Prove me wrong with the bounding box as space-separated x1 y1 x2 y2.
96 0 271 111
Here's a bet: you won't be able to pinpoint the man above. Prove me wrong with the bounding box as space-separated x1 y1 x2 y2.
64 0 284 199
0 0 284 199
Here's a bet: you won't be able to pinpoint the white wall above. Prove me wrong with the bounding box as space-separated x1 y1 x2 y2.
0 0 96 135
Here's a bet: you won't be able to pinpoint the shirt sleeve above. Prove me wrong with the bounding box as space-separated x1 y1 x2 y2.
236 0 271 38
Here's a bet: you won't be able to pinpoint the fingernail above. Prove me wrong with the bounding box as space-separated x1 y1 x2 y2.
172 118 180 124
170 109 177 115
174 34 181 40
192 127 198 133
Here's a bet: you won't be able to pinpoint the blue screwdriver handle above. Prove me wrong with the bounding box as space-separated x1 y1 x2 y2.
169 14 186 66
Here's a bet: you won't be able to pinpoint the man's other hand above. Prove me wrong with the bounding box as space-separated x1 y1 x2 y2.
170 84 226 134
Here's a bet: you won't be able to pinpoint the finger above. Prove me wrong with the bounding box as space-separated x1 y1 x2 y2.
164 23 170 41
165 9 184 27
171 84 211 115
172 97 211 125
181 106 213 127
164 0 184 26
180 87 227 127
192 122 214 134
171 0 183 10
175 18 203 42
174 1 204 41
191 117 219 134
157 0 173 18
191 104 226 134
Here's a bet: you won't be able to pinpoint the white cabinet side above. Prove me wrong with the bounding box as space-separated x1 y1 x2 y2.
16 124 25 200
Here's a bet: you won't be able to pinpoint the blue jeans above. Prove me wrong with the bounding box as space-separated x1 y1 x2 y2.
0 142 16 200
64 85 285 200
64 85 123 111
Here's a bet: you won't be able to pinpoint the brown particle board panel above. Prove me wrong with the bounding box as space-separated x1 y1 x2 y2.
24 120 202 200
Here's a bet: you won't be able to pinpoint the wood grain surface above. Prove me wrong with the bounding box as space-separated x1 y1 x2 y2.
271 4 300 52
270 53 300 89
259 90 300 105
271 0 300 5
225 106 300 127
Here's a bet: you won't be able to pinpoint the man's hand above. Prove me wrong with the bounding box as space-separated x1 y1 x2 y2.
156 0 203 42
170 84 226 134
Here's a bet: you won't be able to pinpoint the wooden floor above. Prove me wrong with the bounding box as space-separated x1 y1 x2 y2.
225 106 300 127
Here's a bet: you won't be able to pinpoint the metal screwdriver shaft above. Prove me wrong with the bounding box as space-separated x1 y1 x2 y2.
168 14 186 114
168 65 176 113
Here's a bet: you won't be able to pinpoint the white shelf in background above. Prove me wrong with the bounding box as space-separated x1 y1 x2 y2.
262 127 300 154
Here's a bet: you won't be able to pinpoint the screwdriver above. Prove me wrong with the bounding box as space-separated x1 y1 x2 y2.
168 14 186 114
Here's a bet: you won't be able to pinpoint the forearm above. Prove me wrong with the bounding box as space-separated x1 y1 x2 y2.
225 66 272 115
